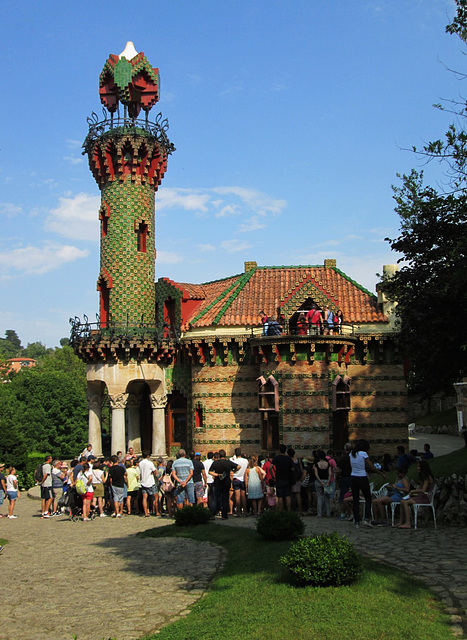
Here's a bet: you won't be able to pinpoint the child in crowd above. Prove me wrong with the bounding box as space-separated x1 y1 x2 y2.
266 479 276 510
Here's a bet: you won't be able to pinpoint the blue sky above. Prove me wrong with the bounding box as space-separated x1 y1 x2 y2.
0 0 464 347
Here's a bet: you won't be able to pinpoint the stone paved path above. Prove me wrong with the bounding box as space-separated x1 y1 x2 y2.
0 495 224 640
1 495 466 639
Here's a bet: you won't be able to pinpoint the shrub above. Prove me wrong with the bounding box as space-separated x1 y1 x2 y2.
280 532 362 586
174 504 212 526
256 509 305 541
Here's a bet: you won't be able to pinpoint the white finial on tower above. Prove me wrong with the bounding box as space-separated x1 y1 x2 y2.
119 41 139 60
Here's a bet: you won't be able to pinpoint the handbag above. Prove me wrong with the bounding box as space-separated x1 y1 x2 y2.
301 474 310 488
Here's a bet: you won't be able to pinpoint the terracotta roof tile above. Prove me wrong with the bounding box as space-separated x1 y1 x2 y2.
171 265 386 328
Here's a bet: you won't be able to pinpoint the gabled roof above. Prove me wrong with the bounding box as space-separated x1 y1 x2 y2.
162 262 386 328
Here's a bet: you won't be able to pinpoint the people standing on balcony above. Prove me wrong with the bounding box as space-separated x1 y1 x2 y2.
334 309 344 334
322 307 334 335
296 313 308 336
267 316 282 336
259 311 269 336
306 305 323 335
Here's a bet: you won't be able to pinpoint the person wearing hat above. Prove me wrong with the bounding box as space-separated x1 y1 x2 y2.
192 453 207 506
0 464 6 517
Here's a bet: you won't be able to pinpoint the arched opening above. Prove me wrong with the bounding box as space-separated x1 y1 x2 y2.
125 380 152 454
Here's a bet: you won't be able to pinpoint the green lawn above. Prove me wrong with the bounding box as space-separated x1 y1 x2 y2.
415 407 457 427
374 447 467 490
138 524 454 640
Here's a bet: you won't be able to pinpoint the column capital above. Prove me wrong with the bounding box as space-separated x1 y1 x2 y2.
109 392 129 410
149 393 167 409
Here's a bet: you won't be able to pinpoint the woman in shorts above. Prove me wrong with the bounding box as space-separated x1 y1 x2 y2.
92 461 107 517
77 462 94 521
6 466 19 519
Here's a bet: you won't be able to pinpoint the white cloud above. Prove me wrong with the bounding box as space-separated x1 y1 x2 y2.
156 188 210 213
0 244 89 275
0 202 22 217
66 139 82 149
156 186 287 227
215 204 240 218
156 250 183 264
220 239 252 253
63 155 84 165
198 243 216 252
238 216 266 233
211 186 286 216
45 193 100 241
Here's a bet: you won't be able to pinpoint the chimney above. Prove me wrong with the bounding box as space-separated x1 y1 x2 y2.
244 261 257 272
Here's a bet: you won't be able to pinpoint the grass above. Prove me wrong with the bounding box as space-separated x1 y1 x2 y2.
374 447 467 489
415 407 457 427
138 524 454 640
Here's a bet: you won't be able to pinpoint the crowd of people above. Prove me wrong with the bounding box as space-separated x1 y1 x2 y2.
260 305 344 337
19 439 435 529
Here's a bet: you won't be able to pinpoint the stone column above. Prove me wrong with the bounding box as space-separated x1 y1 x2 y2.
150 393 167 458
127 393 142 454
87 393 103 457
109 393 129 455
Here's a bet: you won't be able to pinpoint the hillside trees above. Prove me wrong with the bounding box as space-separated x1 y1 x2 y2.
380 2 467 396
0 344 88 464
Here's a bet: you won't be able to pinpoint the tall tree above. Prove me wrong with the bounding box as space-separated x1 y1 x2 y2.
381 2 467 396
0 346 88 461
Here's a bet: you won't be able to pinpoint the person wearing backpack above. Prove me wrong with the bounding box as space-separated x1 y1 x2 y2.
40 455 53 519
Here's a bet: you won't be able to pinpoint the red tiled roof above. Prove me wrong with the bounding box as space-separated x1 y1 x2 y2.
170 265 386 328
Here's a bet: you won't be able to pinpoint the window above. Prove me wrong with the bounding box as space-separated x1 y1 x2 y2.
136 222 148 253
332 375 351 411
195 405 203 429
98 278 110 327
257 375 279 412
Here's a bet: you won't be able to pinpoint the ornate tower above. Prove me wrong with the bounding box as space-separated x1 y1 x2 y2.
84 41 174 326
71 43 176 457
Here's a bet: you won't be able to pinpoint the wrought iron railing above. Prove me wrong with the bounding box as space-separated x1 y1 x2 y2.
82 108 176 156
69 314 180 347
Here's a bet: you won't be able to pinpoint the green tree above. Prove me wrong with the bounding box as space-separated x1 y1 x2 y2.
382 171 467 395
0 346 88 461
381 2 467 396
0 330 23 359
23 341 51 360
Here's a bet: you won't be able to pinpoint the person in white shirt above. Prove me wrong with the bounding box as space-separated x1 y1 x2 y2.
230 448 249 516
139 451 157 517
203 451 214 510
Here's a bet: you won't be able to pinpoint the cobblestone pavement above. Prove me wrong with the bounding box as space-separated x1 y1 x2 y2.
223 513 467 638
1 494 466 639
0 495 225 640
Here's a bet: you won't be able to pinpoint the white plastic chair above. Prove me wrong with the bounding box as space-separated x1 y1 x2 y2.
390 501 401 527
371 483 392 523
413 485 437 530
359 482 374 519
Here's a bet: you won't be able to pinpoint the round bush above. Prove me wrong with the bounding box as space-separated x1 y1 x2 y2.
256 509 305 541
174 504 212 526
280 533 362 586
